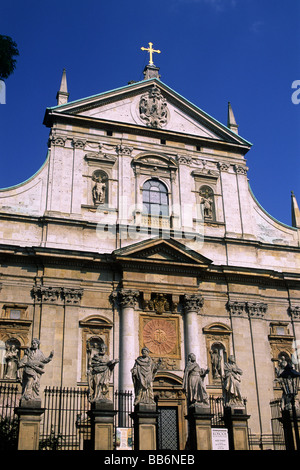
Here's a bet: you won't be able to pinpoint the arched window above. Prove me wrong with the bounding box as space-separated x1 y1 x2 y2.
142 179 169 217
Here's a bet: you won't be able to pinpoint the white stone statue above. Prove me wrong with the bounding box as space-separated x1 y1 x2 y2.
223 355 243 406
87 343 119 402
92 176 106 205
18 338 54 402
131 347 161 406
4 344 19 380
183 353 209 407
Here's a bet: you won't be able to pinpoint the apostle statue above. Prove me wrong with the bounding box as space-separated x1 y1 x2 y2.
131 347 161 406
18 338 54 402
92 176 106 205
183 353 209 407
210 347 222 379
4 343 19 380
87 343 119 402
222 355 243 406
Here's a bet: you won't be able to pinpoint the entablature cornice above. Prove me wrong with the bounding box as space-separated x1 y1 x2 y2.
44 111 251 155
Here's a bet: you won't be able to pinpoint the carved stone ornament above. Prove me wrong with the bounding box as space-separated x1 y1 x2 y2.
112 289 140 309
289 305 300 320
48 134 67 147
227 301 267 318
139 85 168 128
31 286 83 305
143 294 174 314
143 318 177 356
183 294 204 313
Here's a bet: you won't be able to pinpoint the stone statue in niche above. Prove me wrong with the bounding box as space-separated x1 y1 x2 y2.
222 355 243 406
131 347 162 406
92 173 107 205
4 343 19 380
139 85 168 129
18 338 54 402
199 186 214 220
87 342 119 402
210 347 223 380
183 353 209 407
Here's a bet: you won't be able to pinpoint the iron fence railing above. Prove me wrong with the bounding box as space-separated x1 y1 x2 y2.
40 386 90 450
0 382 21 450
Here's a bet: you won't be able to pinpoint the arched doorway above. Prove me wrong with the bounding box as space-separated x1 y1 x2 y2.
153 372 187 450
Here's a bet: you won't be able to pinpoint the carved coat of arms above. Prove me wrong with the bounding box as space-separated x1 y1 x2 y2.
139 85 168 128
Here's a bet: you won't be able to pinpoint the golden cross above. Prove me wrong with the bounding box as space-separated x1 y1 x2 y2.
141 42 161 66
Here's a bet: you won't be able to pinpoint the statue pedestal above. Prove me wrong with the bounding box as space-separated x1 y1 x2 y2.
224 405 250 450
15 399 45 450
186 403 213 450
89 399 117 450
131 403 158 450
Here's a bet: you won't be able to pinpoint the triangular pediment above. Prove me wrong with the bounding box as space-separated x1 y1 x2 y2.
44 78 251 147
112 238 212 268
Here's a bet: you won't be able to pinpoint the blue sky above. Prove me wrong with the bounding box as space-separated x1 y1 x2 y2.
0 0 299 226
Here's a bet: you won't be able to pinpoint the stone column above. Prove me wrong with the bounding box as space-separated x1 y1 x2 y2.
186 404 213 450
89 400 117 450
15 400 44 450
183 294 204 361
118 289 140 392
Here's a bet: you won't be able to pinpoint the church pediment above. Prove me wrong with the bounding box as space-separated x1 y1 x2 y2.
44 79 251 148
112 238 212 269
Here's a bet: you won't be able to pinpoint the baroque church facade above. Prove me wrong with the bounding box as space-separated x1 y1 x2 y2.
0 56 300 450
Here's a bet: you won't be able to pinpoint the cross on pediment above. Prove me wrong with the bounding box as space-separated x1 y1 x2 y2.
141 42 161 66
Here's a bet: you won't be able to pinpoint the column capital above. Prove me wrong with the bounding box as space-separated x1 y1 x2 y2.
31 285 61 303
288 304 300 320
246 302 267 318
31 285 83 305
183 294 204 313
227 301 267 318
62 288 83 305
112 288 140 309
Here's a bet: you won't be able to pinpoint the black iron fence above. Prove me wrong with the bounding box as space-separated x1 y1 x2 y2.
40 386 91 450
0 384 285 451
210 395 225 427
0 383 21 450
